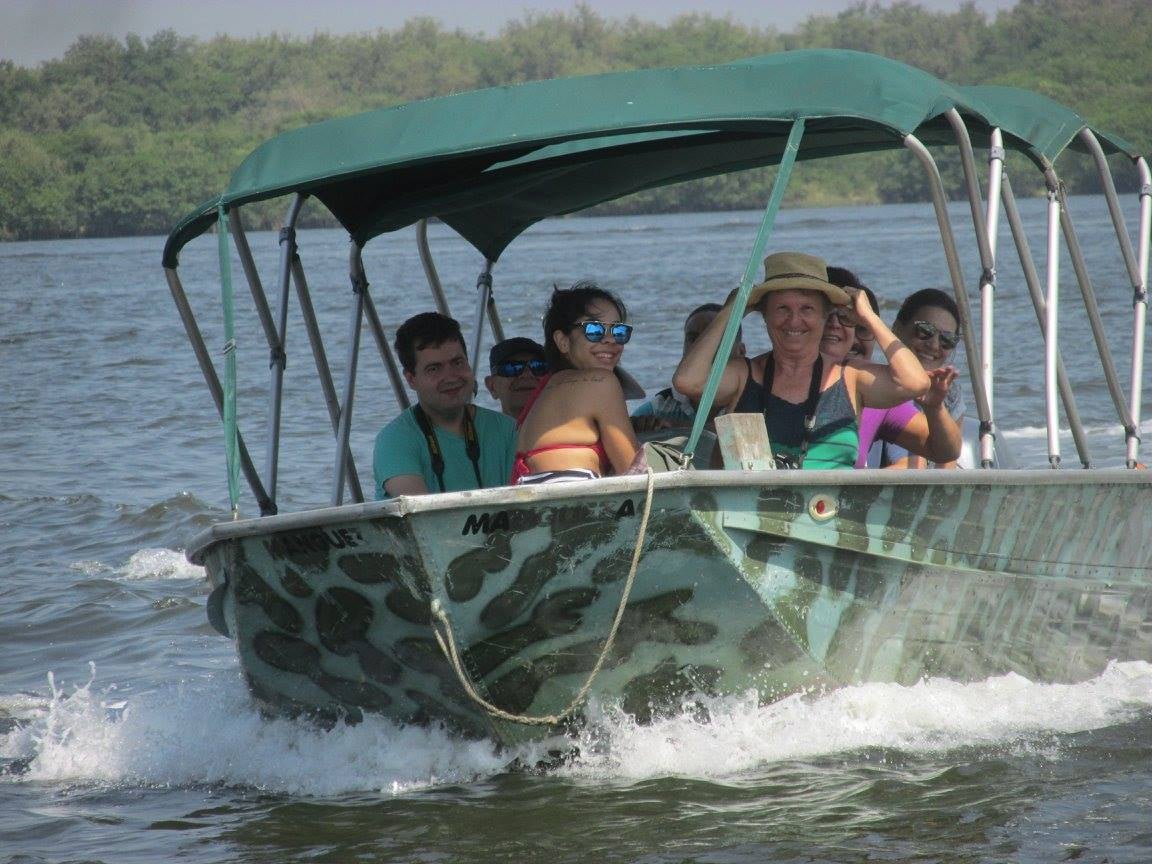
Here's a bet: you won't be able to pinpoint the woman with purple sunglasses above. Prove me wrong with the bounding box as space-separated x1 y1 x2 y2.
511 281 641 484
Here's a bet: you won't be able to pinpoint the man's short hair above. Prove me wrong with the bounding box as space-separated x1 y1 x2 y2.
489 337 546 372
394 312 466 373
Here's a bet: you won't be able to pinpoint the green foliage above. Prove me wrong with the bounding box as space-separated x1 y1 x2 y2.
0 130 74 238
0 1 1148 240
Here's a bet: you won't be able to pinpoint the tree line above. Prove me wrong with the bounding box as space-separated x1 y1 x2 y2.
1 0 1148 241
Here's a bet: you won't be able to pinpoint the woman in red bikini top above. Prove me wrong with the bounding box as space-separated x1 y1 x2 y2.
512 281 640 485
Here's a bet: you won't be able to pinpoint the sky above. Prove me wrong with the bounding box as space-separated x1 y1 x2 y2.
1 0 1019 67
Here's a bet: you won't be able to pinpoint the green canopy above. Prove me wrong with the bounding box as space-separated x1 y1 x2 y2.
959 85 1137 165
163 49 1136 268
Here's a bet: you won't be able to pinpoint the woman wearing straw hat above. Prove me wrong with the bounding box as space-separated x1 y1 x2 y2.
673 251 929 470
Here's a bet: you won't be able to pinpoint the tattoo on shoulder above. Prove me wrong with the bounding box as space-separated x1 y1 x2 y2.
559 371 612 386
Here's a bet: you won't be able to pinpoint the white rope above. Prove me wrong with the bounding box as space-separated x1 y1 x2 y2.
430 467 657 726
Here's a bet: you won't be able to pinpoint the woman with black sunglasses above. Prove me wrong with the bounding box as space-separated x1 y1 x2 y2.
885 288 965 468
511 281 641 484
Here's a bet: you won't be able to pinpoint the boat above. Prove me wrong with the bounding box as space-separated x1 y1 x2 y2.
162 50 1152 745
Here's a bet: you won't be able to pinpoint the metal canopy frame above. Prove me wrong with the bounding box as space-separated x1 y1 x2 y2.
162 74 1150 517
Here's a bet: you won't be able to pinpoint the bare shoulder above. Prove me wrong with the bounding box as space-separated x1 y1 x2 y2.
551 368 624 395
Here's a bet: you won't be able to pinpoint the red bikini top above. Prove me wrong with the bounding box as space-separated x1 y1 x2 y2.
511 373 609 482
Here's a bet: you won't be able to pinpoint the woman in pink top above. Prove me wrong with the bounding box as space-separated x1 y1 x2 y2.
823 268 962 468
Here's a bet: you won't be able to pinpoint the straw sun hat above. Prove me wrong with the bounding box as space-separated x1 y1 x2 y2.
751 252 850 306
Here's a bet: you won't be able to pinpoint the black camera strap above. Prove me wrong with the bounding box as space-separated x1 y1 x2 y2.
411 404 483 492
763 351 824 468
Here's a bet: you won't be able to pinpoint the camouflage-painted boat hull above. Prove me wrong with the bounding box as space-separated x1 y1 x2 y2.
191 470 1152 745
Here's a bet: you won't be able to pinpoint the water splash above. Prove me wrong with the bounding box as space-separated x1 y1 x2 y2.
4 663 1150 794
563 661 1152 781
0 666 515 795
69 548 203 581
116 548 203 581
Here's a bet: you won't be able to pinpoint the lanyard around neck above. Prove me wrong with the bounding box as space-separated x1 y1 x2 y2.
763 351 825 468
412 404 482 492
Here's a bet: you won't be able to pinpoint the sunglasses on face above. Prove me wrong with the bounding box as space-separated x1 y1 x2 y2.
575 320 633 344
828 309 875 342
494 358 549 378
911 320 960 351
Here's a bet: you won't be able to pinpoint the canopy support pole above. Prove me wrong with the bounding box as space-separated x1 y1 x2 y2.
264 195 305 506
1000 174 1091 467
417 218 451 316
1043 181 1062 467
1080 130 1146 465
1050 174 1135 461
291 253 364 503
1080 131 1144 290
230 210 278 343
230 205 292 504
947 110 998 466
470 260 502 376
362 285 410 412
685 119 806 459
1131 158 1151 467
165 265 273 514
983 130 1004 420
333 247 367 506
902 134 993 460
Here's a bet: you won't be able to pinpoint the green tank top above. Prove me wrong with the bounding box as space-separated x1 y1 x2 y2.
732 355 859 470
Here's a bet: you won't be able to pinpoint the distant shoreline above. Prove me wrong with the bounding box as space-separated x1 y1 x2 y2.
1 3 1146 242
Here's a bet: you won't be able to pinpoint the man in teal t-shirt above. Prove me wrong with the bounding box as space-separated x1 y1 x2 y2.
374 312 515 498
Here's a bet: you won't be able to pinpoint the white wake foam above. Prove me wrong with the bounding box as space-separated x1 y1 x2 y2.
0 665 514 795
70 548 204 581
4 662 1150 793
117 548 203 581
562 661 1152 780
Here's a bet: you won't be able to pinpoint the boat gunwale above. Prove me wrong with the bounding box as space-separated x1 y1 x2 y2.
186 466 1152 564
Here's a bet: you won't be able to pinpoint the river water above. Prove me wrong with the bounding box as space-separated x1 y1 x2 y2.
3 197 1151 863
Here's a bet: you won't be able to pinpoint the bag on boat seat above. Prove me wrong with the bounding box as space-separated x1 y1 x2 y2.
642 437 693 472
634 432 717 472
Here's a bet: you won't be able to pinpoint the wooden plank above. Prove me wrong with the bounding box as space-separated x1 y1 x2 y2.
713 413 776 470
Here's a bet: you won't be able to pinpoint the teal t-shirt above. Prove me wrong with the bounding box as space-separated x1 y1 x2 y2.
373 405 516 499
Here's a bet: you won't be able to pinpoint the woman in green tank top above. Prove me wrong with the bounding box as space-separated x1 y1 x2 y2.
673 251 931 470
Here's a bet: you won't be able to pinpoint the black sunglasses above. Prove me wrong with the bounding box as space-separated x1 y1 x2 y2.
912 320 960 351
494 358 549 378
575 320 633 344
828 309 875 342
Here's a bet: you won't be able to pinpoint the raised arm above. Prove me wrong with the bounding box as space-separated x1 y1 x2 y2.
672 294 748 411
912 366 963 466
847 287 930 408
